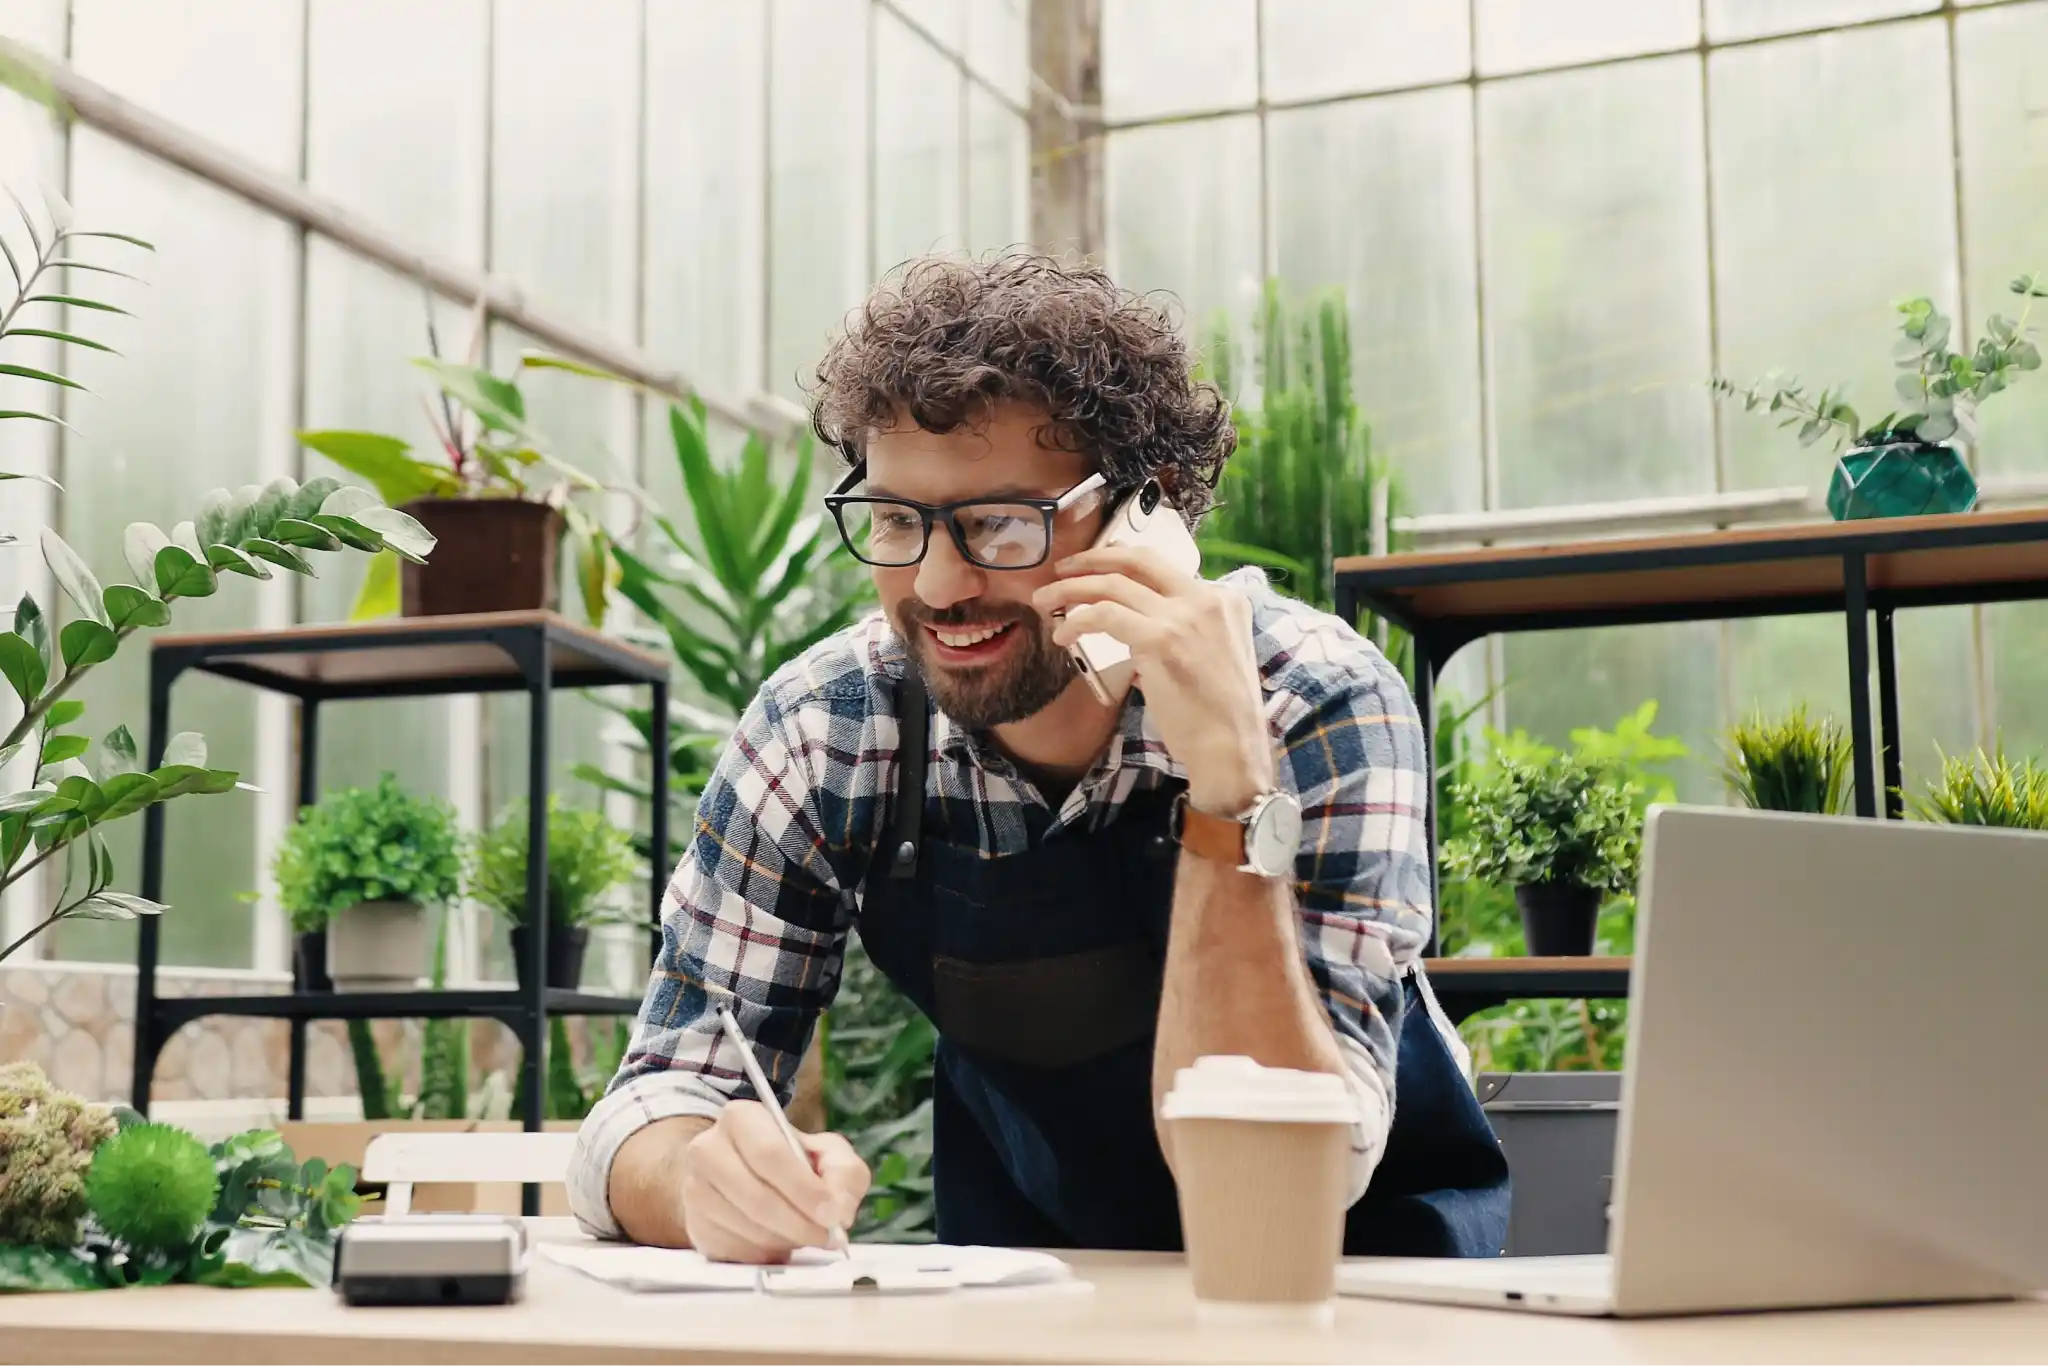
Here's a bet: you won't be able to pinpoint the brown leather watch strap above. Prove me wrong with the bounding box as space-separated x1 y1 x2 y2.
1172 795 1246 868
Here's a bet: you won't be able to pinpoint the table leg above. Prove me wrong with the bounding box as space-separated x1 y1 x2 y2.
288 697 319 1121
1844 555 1878 819
1875 607 1903 819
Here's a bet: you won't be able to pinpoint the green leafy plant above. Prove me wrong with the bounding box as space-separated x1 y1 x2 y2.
578 400 875 849
415 913 469 1121
469 797 637 930
0 1060 116 1247
0 193 429 966
1713 274 2048 451
0 1074 360 1292
1720 705 1854 815
1198 282 1408 663
1910 745 2048 829
269 774 464 926
83 1124 217 1254
298 301 643 622
1443 754 1643 897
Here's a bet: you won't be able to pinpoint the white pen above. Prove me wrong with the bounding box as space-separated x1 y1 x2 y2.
714 1001 852 1258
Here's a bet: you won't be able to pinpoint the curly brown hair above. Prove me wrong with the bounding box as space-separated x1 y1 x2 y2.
807 253 1236 521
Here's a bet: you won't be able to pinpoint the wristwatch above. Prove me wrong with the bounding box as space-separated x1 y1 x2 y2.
1170 789 1303 878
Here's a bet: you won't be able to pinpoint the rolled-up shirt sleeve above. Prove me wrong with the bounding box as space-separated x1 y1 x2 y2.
567 687 852 1239
1278 653 1435 1206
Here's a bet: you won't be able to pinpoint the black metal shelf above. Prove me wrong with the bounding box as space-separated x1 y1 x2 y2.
134 612 670 1216
1427 958 1632 1024
1336 506 2048 968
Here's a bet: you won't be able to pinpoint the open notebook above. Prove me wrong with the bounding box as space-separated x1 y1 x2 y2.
541 1241 1076 1297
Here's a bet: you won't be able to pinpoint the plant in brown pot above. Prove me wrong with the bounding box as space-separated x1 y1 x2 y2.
298 303 639 623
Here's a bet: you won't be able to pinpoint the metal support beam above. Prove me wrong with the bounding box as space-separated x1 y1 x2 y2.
1844 555 1878 819
1876 608 1905 820
1029 0 1104 258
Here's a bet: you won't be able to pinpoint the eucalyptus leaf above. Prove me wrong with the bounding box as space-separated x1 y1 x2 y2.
248 477 298 538
154 545 218 598
94 890 168 915
14 593 51 675
305 514 384 553
206 543 270 579
59 618 117 669
40 528 109 626
0 631 48 704
163 731 207 768
123 521 171 588
349 505 436 562
317 485 383 520
97 772 158 819
68 894 139 920
0 788 53 814
102 583 171 630
38 732 87 766
245 538 314 575
197 486 235 547
100 725 139 774
286 475 343 521
270 517 343 552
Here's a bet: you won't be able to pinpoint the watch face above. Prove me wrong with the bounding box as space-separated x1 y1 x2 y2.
1247 793 1303 877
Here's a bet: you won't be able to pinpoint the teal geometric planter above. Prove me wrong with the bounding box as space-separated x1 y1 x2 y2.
1825 442 1977 521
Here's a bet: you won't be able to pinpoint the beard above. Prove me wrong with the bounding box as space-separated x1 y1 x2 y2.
892 598 1077 731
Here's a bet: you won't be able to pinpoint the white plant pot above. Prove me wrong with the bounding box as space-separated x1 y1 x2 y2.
326 900 428 993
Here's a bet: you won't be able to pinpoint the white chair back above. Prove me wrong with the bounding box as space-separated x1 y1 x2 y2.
361 1131 579 1216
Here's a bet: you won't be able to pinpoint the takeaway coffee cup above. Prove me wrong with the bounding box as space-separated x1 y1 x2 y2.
1161 1055 1359 1322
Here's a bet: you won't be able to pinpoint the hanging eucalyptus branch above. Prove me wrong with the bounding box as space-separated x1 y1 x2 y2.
0 189 435 964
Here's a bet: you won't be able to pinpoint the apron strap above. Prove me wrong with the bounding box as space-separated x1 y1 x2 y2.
887 666 930 880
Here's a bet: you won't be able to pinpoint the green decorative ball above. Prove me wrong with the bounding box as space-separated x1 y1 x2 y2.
84 1123 219 1252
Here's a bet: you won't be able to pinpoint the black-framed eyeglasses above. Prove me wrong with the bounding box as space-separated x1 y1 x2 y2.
823 462 1110 570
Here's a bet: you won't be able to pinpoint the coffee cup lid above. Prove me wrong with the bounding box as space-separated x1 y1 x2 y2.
1158 1055 1362 1125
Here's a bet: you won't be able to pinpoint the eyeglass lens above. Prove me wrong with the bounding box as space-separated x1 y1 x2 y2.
843 500 1052 568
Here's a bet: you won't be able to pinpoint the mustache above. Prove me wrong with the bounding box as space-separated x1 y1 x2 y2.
895 601 1039 630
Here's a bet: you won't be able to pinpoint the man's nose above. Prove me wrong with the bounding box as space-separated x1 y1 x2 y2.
915 525 987 611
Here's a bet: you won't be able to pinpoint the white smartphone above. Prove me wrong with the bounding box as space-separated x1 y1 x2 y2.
1067 479 1203 706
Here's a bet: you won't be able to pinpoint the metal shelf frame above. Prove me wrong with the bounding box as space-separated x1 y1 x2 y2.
131 614 670 1215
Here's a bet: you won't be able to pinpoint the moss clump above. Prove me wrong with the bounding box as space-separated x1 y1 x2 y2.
0 1061 117 1246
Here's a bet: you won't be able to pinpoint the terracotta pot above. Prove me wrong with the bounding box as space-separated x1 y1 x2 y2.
1514 882 1602 957
399 499 563 617
327 900 429 993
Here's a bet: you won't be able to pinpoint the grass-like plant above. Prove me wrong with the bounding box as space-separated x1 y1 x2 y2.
270 775 464 927
1910 746 2048 830
1720 705 1855 816
469 796 637 930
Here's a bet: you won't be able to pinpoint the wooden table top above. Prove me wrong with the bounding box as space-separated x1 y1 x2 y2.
4 1221 2045 1364
1334 506 2048 632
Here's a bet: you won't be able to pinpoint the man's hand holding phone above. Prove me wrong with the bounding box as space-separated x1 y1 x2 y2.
1036 541 1277 816
677 1102 870 1264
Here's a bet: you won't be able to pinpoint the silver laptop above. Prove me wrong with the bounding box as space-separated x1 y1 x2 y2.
1340 806 2048 1317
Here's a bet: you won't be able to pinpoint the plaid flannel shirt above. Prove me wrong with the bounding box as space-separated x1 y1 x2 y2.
568 568 1452 1239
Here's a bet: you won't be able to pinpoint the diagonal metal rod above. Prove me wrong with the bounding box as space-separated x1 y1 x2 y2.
0 35 806 440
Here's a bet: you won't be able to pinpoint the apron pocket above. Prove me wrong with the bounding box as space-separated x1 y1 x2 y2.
932 944 1161 1070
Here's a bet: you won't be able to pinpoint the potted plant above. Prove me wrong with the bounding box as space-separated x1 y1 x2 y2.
1719 705 1855 816
298 304 639 622
1443 754 1643 957
1712 273 2046 521
469 797 637 991
1911 746 2048 830
271 776 463 993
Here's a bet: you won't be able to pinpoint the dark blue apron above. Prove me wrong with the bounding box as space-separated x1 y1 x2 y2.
854 669 1510 1255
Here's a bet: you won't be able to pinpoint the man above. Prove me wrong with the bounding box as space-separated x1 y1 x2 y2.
568 254 1509 1261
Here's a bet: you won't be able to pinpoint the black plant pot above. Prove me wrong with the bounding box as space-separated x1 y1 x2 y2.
294 930 334 993
1514 882 1601 957
510 926 589 991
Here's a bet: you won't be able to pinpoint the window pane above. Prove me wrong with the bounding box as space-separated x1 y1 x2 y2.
875 9 964 272
1709 21 1959 493
53 0 304 965
769 0 869 400
1987 602 2048 764
301 0 487 815
1101 0 1257 123
1475 0 1697 76
965 0 1029 105
892 0 962 53
1956 1 2048 478
1480 57 1715 508
645 0 767 410
1706 0 1936 43
1269 89 1482 516
1104 116 1263 369
1500 622 1726 805
1262 0 1469 103
967 84 1028 254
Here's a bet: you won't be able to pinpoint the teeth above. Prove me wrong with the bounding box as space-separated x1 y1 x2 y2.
934 623 1009 648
